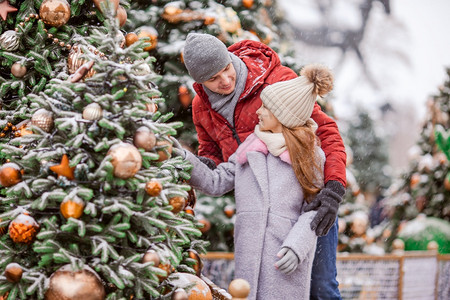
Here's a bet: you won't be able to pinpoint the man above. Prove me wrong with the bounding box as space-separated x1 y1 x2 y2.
183 33 346 299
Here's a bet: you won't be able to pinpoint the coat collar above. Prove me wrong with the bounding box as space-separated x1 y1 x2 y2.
236 133 291 165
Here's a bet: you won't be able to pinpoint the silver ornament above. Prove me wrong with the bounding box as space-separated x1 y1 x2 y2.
132 61 151 76
82 103 103 121
0 30 20 51
31 109 54 132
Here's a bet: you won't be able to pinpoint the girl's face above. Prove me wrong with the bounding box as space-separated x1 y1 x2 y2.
202 63 236 95
256 104 283 133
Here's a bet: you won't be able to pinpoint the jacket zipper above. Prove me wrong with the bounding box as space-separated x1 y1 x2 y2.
226 123 242 145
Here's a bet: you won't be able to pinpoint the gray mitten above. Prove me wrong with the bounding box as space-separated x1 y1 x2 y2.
275 247 299 275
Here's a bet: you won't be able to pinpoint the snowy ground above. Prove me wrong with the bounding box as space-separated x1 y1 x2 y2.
278 0 450 172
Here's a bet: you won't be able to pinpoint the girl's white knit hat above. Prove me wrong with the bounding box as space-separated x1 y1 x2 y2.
260 64 334 128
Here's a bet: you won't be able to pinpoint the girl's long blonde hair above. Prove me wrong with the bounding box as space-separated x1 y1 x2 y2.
282 122 322 203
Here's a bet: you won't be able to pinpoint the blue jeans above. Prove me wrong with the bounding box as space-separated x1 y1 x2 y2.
310 218 341 300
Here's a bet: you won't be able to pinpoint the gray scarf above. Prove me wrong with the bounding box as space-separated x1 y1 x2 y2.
204 53 248 126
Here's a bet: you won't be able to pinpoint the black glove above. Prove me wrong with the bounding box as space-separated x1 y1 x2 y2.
303 180 345 237
195 155 217 170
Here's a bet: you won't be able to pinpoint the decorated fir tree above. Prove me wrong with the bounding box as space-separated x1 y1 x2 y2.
383 68 450 253
0 5 210 299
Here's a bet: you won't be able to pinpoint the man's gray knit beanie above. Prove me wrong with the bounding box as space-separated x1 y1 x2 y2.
183 33 232 83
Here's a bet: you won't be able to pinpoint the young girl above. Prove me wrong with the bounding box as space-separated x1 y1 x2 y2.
179 64 333 299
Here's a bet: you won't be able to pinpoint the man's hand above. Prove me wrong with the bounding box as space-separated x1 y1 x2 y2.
304 180 345 236
275 247 299 275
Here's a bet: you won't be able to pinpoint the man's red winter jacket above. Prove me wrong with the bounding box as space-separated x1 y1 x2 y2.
191 40 347 186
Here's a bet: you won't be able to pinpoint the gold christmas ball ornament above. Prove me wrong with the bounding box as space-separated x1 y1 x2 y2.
134 127 156 151
142 250 160 266
169 273 212 300
31 108 54 132
93 0 119 13
125 32 139 47
68 46 96 79
228 278 250 299
116 5 127 27
0 163 22 187
0 30 20 51
82 103 103 121
172 288 188 300
392 238 405 251
11 63 27 78
137 27 158 51
169 196 186 214
5 263 23 283
9 212 39 244
145 180 162 197
60 198 85 219
146 103 158 113
44 264 106 300
39 0 71 28
107 143 142 179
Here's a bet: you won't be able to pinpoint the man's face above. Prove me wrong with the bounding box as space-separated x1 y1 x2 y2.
202 63 236 95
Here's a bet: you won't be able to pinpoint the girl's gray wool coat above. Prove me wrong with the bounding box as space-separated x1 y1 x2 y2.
185 141 323 300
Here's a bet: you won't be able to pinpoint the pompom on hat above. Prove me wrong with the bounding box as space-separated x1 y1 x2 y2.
183 33 232 83
260 64 334 128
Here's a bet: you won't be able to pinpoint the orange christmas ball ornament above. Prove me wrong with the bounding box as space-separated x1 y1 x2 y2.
169 196 186 214
60 198 85 219
145 180 163 197
178 85 192 108
0 163 22 187
9 213 39 244
444 174 450 191
197 219 211 234
157 263 174 282
242 0 254 9
187 249 202 277
138 28 158 51
156 140 173 162
170 273 212 300
184 206 195 216
223 205 235 218
125 32 139 47
410 173 421 189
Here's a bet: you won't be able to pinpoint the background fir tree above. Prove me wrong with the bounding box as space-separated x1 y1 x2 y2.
382 68 450 253
0 4 210 299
